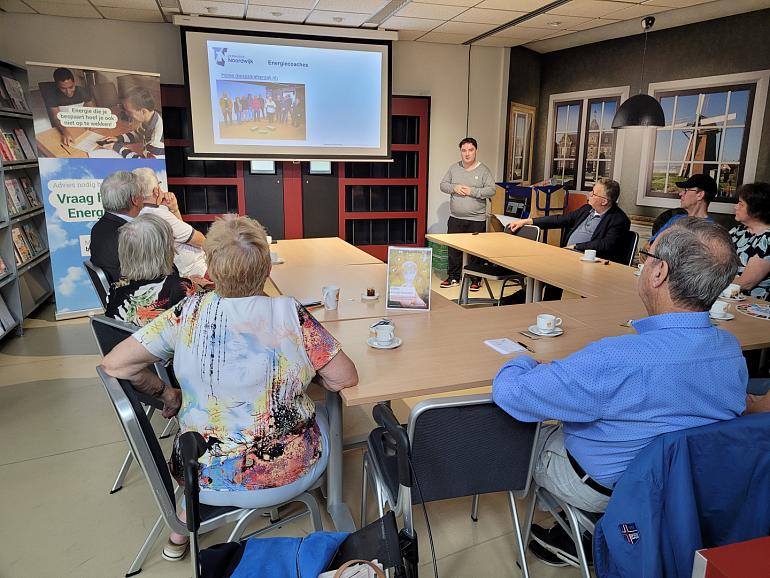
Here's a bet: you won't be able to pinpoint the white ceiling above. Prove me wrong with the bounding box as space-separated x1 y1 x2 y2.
2 0 770 52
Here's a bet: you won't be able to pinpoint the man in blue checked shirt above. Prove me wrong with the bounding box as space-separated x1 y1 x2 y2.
492 217 747 567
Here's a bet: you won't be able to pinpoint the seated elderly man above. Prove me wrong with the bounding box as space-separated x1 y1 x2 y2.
134 168 208 279
492 217 747 566
90 171 144 283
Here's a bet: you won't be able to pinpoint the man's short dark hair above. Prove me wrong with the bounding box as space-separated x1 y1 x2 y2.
123 87 156 112
459 137 477 149
53 68 75 84
598 178 620 204
737 182 770 224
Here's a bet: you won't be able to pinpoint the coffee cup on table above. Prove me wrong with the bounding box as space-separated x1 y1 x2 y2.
720 283 741 299
270 250 279 263
637 263 644 274
322 285 340 310
266 235 273 244
373 323 395 345
583 249 597 261
710 301 730 318
536 313 562 334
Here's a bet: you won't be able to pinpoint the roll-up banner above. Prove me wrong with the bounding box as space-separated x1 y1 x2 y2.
27 63 166 319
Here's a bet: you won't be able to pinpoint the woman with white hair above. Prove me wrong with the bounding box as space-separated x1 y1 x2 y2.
101 215 358 561
105 213 195 327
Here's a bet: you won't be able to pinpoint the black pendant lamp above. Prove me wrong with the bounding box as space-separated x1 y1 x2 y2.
612 16 665 129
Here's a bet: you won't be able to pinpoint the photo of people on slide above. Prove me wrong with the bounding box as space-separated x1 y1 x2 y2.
216 80 306 141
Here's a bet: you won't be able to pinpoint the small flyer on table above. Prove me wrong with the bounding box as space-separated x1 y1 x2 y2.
386 246 432 311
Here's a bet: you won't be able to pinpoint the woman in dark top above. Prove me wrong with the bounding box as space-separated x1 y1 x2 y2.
729 182 770 300
105 213 195 326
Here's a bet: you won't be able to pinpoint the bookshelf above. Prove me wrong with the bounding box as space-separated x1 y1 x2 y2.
161 85 246 234
338 96 430 262
0 59 54 339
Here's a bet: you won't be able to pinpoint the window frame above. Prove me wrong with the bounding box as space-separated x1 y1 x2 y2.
505 102 536 184
636 69 770 214
544 86 630 192
581 96 621 192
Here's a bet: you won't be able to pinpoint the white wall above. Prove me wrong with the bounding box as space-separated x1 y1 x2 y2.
1 14 509 233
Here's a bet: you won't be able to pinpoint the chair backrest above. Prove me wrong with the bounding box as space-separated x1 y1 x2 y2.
90 315 166 409
84 260 110 308
503 223 541 242
622 230 640 266
407 394 540 503
96 366 184 534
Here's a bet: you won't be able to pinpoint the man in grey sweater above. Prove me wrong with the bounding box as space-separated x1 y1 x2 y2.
439 137 496 289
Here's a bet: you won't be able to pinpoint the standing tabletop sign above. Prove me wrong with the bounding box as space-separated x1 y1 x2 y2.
386 246 432 311
27 63 166 319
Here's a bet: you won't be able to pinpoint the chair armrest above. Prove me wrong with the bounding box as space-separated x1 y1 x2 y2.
372 402 412 488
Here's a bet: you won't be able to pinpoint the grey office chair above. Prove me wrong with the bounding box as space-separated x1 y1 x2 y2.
459 225 541 306
84 260 110 309
622 231 640 267
97 366 324 577
361 395 541 578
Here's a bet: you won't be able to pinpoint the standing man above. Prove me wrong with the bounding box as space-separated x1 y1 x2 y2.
46 67 95 146
439 137 496 289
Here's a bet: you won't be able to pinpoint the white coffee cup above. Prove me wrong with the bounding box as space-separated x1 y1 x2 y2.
266 235 273 244
583 249 597 261
536 313 562 333
374 324 395 345
637 263 644 274
710 300 730 318
721 283 741 299
322 285 340 310
270 250 279 263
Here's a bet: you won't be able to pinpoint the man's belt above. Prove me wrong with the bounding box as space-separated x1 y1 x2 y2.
566 450 613 497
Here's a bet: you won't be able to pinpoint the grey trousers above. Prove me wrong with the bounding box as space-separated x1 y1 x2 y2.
533 424 610 514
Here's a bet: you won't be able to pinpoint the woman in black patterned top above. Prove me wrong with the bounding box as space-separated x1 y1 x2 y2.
106 213 195 326
730 182 770 300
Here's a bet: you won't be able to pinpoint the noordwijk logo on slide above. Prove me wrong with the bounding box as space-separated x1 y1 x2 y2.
213 47 227 66
212 47 254 66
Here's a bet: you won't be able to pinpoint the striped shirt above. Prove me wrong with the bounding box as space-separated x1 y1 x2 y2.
113 111 164 159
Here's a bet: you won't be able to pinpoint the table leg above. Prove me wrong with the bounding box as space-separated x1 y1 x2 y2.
525 278 534 303
325 389 356 532
532 280 543 303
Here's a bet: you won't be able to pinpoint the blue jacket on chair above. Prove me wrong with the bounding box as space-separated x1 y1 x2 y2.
593 413 770 578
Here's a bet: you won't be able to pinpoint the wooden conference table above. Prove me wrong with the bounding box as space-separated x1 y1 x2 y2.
269 235 770 531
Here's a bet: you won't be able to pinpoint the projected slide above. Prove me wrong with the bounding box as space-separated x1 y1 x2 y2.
206 41 383 149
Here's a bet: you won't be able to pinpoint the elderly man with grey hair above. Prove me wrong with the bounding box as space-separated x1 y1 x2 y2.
105 214 194 326
91 170 144 283
134 167 207 278
492 216 747 565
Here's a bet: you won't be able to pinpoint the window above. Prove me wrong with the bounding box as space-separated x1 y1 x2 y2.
551 100 582 189
649 86 754 202
582 97 619 191
545 87 628 192
506 102 535 184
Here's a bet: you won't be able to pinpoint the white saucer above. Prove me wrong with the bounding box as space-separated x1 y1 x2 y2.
720 294 745 301
709 312 735 321
528 324 564 337
361 292 379 301
367 337 402 349
580 257 600 262
634 270 641 277
271 257 285 265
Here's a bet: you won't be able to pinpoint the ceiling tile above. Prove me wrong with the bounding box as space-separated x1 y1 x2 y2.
477 0 551 10
453 7 526 24
0 0 37 12
181 0 243 16
418 31 473 43
475 35 526 47
381 15 444 30
603 3 669 19
433 20 495 35
644 0 715 6
395 2 466 20
24 0 101 14
567 17 621 31
411 0 476 5
23 0 86 5
519 12 593 28
495 25 558 40
395 29 425 40
93 0 158 9
245 4 309 21
550 0 636 18
314 0 385 13
98 6 164 19
305 9 368 25
246 0 314 7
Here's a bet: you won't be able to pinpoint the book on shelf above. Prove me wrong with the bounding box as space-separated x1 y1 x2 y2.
5 177 29 214
11 225 32 263
0 254 6 276
1 76 30 112
2 132 24 160
0 294 15 333
22 223 45 255
13 129 35 160
0 136 13 161
0 82 12 110
18 176 40 207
